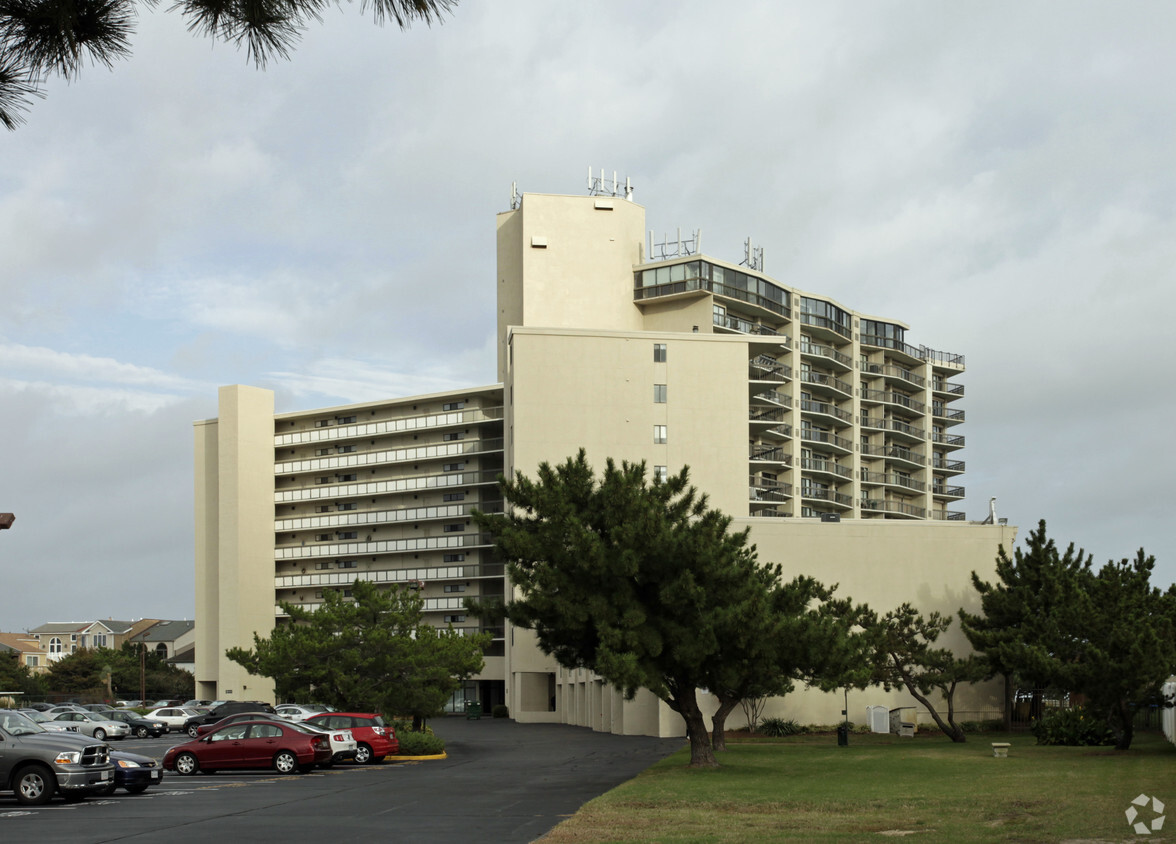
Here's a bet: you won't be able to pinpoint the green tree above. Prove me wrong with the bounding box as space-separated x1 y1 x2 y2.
867 604 986 742
0 649 47 700
0 0 456 128
227 579 488 727
1054 551 1176 750
44 647 107 697
471 451 785 768
959 520 1094 726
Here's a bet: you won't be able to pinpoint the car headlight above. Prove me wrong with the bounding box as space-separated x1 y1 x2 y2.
117 759 143 768
54 751 82 764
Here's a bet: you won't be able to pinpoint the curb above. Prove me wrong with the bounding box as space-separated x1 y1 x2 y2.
384 752 448 762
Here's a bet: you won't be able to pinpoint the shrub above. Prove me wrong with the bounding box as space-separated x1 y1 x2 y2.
1031 707 1115 746
389 719 434 736
758 717 802 737
396 730 446 756
492 704 510 718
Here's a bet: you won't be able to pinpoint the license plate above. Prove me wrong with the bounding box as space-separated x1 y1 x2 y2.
100 771 112 781
151 770 161 780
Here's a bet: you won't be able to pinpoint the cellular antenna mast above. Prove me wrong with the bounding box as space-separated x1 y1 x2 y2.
587 167 634 201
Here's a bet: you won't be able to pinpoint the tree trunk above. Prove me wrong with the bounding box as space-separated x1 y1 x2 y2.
1002 674 1012 730
670 688 718 768
1112 699 1134 750
895 663 966 743
710 696 740 752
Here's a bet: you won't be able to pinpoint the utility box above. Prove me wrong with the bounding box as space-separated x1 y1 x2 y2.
867 705 890 734
889 707 916 737
465 700 482 720
1163 676 1175 746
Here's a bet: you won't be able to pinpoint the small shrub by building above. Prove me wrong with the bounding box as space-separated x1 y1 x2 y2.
1031 708 1115 746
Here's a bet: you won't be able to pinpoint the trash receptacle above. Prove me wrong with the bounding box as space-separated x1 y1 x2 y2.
836 724 849 747
465 700 482 720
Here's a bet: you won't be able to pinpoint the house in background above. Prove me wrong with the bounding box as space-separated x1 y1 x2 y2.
0 631 47 674
128 620 195 674
28 619 159 662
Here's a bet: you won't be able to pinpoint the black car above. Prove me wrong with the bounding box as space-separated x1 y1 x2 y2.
101 749 163 795
95 709 169 738
182 701 276 738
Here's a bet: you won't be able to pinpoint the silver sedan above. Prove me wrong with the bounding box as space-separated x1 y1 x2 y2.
48 711 131 740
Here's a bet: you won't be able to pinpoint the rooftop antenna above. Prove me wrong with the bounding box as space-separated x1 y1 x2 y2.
587 167 634 201
741 238 764 272
510 181 522 210
647 227 702 262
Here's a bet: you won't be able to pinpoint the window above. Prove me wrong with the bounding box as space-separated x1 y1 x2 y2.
654 425 667 444
443 462 464 472
315 505 331 513
443 614 467 624
316 476 331 485
653 384 667 403
315 420 332 428
339 473 357 482
316 561 331 570
653 343 667 362
443 523 465 533
339 502 357 511
337 445 356 454
443 432 465 441
443 401 465 411
315 590 324 598
315 533 331 542
337 415 357 424
337 560 357 569
443 553 465 562
654 465 668 483
93 634 107 647
443 493 465 502
337 531 358 540
444 584 467 593
25 655 38 667
155 643 168 658
316 448 332 456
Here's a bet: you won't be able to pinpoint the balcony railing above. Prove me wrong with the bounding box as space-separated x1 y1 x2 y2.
879 364 925 388
713 311 788 340
799 369 852 396
750 476 793 501
276 532 496 561
801 488 854 507
275 468 503 504
797 312 852 339
276 437 504 477
275 561 504 590
750 408 788 424
749 360 792 382
800 429 853 452
799 341 853 369
801 457 853 479
800 399 853 425
930 510 967 521
860 336 965 369
862 443 926 466
932 485 965 498
931 432 966 448
860 499 926 518
276 499 504 533
750 446 792 465
932 457 966 472
276 406 504 446
933 407 966 422
635 277 792 319
860 470 925 492
754 390 792 408
932 380 965 397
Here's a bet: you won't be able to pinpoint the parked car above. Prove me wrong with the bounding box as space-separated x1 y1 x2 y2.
146 706 204 731
21 710 81 733
0 709 114 805
182 701 276 738
193 714 355 765
163 720 331 775
304 713 398 764
80 703 112 712
23 702 54 712
101 749 164 795
182 699 213 709
274 704 332 722
93 709 169 738
43 704 87 716
48 711 131 741
149 699 185 708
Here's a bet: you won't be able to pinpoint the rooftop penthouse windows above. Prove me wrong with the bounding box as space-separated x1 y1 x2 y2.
635 260 791 319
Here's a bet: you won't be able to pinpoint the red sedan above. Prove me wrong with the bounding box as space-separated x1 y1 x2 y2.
304 713 398 764
163 720 331 775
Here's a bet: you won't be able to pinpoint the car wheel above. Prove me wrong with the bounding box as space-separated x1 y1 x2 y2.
353 743 372 764
135 726 149 738
93 728 106 740
174 752 200 776
273 751 298 774
14 765 55 806
125 784 149 795
186 724 200 738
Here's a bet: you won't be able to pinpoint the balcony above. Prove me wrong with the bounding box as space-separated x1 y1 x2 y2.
797 312 851 340
276 437 504 477
799 341 853 372
879 364 925 389
750 476 792 502
932 484 965 499
800 399 853 427
713 311 788 341
860 470 925 493
801 457 853 481
754 390 792 408
930 510 967 521
275 561 504 591
932 457 965 474
275 532 495 562
275 468 503 505
276 499 503 534
276 406 504 446
932 380 965 398
862 443 926 467
799 369 852 399
749 445 792 466
931 432 965 450
860 499 926 519
800 428 853 455
800 487 854 509
635 271 792 320
933 406 966 426
749 359 792 383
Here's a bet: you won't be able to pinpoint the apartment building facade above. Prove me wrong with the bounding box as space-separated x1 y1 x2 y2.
195 188 1012 732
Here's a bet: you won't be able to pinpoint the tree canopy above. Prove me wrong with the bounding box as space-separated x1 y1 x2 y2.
470 450 800 768
227 579 489 726
0 0 457 128
0 649 47 700
38 641 193 700
962 520 1176 749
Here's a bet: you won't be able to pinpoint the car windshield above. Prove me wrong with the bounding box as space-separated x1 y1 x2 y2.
0 710 48 736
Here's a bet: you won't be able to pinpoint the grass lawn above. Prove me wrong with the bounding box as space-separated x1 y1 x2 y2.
538 731 1175 843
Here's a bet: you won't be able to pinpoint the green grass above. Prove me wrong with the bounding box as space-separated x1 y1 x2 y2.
538 731 1176 843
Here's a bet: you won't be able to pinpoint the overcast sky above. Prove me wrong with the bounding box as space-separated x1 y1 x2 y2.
2 1 1173 632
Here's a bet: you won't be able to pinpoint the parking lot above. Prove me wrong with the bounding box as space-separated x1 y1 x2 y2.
1 717 682 843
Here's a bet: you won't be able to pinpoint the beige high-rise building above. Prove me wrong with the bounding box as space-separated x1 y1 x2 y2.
195 188 1014 734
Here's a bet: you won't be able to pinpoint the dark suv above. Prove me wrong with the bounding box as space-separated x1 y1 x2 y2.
182 701 275 737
